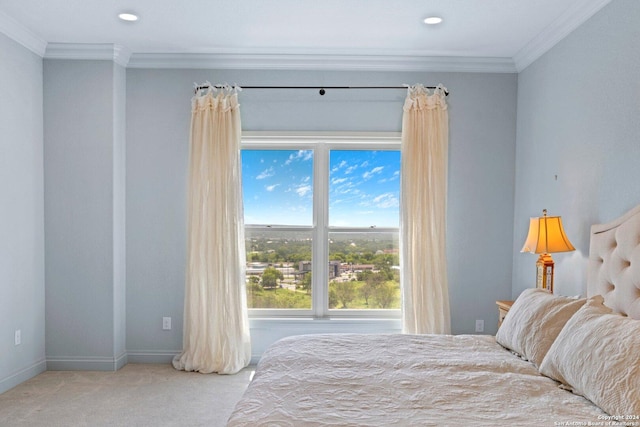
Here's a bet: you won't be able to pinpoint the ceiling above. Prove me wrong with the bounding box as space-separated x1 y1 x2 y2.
0 0 611 71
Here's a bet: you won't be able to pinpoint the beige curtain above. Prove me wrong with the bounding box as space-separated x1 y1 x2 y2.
400 84 451 335
173 86 251 374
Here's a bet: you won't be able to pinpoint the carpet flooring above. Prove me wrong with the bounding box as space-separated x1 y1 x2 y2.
0 364 254 427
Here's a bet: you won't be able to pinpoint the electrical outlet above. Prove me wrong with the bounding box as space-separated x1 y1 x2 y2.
15 329 21 346
162 317 172 330
475 319 484 333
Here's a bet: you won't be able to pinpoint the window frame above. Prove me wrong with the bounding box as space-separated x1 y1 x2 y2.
242 132 401 319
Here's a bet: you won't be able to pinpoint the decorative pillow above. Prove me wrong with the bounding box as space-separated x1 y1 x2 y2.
539 296 640 417
495 288 586 367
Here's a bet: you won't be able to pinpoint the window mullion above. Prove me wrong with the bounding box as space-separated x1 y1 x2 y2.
312 143 329 317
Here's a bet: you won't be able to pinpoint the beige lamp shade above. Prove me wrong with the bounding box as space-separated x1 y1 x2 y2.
521 210 575 254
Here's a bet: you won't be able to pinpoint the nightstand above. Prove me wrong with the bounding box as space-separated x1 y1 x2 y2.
496 300 514 328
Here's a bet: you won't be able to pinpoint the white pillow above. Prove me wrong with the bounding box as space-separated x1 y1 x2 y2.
539 296 640 417
495 288 586 367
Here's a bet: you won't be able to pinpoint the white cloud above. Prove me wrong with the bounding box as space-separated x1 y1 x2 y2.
256 167 275 180
344 165 358 174
265 184 279 192
373 193 399 208
332 181 358 195
331 160 349 173
332 177 348 184
295 184 312 197
285 150 313 165
362 166 384 180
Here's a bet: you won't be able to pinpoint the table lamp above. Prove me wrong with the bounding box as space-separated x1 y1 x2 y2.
520 209 575 293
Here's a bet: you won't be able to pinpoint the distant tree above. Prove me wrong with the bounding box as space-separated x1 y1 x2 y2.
247 281 262 294
361 251 375 262
332 281 357 309
300 272 312 294
360 281 374 306
358 271 387 306
330 252 346 262
373 254 396 270
373 282 396 308
328 287 338 309
261 267 283 290
345 254 358 264
357 270 373 282
372 272 386 286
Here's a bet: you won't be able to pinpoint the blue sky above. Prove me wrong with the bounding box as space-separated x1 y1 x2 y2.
242 149 400 227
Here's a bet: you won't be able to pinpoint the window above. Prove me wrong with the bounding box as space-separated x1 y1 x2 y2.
242 136 400 317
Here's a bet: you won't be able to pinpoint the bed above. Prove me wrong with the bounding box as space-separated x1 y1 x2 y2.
227 206 640 426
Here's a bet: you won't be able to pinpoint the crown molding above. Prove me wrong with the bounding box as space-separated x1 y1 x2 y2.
513 0 612 72
0 10 47 56
127 52 517 73
45 43 131 67
2 0 610 74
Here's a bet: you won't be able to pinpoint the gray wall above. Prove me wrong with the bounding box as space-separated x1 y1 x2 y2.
126 68 517 360
0 33 46 393
44 59 127 370
513 0 640 298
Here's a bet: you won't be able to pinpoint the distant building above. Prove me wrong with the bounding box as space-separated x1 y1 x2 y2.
288 260 380 280
339 263 375 274
298 261 312 273
343 264 375 273
328 261 341 279
246 262 269 276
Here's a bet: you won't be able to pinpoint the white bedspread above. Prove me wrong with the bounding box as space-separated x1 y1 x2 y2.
227 333 608 426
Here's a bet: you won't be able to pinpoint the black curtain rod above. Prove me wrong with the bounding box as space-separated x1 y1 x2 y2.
194 85 448 96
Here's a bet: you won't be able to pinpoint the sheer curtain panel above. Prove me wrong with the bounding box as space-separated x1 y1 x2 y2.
400 84 451 335
173 86 251 374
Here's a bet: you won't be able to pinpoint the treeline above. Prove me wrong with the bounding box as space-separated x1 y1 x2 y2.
246 281 400 310
246 267 400 310
329 280 399 309
246 235 399 268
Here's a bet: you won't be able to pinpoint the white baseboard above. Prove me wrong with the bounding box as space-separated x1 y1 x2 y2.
0 358 46 394
126 350 180 364
46 351 128 371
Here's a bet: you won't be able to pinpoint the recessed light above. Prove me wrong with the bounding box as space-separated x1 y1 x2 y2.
424 16 443 25
118 12 139 22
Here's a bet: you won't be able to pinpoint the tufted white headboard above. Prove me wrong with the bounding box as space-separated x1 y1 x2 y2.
587 205 640 319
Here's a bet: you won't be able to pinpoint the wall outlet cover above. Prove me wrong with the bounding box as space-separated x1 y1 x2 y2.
475 319 484 333
162 317 172 330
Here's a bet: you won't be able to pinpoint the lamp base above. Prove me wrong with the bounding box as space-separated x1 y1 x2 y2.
536 253 555 293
